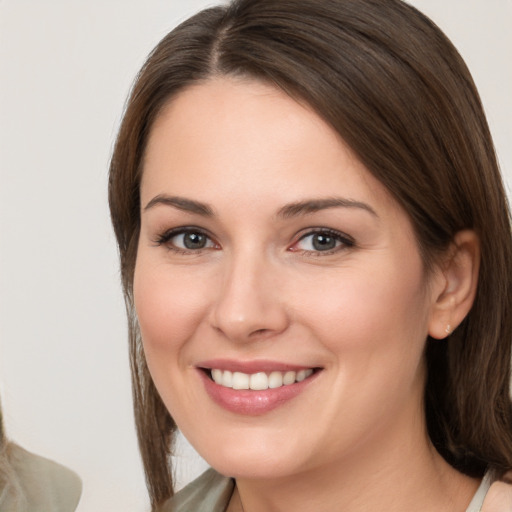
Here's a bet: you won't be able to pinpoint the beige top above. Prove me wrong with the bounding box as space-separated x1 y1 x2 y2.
164 469 234 511
0 444 82 512
165 467 494 512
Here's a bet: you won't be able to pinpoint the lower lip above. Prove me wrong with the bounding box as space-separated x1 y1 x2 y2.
198 369 320 415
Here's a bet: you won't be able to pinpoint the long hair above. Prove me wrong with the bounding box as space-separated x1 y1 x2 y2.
109 0 512 508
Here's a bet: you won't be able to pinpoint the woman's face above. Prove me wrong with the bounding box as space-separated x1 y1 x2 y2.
134 78 443 480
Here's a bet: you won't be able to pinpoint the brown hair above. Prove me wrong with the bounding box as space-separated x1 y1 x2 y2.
109 0 512 508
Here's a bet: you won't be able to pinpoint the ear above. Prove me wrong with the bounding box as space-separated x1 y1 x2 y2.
428 230 480 340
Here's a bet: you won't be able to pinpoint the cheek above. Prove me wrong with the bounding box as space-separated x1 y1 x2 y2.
133 260 210 362
293 261 430 441
294 258 430 364
133 260 216 430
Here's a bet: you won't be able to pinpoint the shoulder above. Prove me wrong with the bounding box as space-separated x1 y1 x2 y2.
161 468 234 512
481 471 512 512
1 444 82 512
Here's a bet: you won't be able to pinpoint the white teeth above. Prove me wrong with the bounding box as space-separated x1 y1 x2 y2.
296 369 307 382
249 372 268 390
211 369 222 384
232 372 250 390
296 369 313 382
210 368 315 390
268 371 283 389
283 371 296 385
221 370 233 388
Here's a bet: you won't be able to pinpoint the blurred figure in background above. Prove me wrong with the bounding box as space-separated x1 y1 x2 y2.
0 402 81 512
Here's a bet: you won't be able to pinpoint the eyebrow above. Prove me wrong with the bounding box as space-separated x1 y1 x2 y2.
143 194 377 219
277 197 378 219
143 195 214 216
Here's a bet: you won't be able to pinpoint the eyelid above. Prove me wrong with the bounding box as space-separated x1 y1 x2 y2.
289 228 355 254
153 226 219 252
152 226 353 255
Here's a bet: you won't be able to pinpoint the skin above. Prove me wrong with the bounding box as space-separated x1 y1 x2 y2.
135 77 482 511
483 476 512 512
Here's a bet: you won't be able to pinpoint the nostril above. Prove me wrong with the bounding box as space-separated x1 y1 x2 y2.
251 328 269 336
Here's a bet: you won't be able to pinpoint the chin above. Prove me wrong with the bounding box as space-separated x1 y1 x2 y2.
191 429 310 480
210 455 300 481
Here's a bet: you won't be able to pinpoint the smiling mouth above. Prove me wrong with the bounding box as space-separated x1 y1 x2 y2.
207 368 317 390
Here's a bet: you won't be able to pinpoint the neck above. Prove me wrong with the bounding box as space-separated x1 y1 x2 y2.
231 415 478 512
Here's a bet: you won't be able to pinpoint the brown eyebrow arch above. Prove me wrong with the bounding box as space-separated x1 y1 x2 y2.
144 195 214 216
277 197 378 219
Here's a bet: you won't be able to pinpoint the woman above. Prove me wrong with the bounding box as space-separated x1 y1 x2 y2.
109 0 512 510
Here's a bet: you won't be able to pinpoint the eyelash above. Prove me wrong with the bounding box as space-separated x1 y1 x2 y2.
153 227 218 254
153 227 354 256
290 228 355 256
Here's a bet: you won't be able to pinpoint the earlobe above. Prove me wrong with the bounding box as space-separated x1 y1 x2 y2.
428 230 480 340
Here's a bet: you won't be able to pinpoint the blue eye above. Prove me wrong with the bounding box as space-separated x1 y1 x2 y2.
293 230 353 253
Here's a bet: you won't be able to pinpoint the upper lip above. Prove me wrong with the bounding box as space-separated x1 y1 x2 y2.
196 359 319 374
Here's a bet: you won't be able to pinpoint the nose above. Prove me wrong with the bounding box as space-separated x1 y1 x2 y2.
209 252 289 343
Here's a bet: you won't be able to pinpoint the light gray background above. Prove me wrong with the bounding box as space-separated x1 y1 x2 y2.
0 1 510 511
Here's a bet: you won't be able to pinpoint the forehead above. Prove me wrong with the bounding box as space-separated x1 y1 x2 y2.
141 77 399 218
